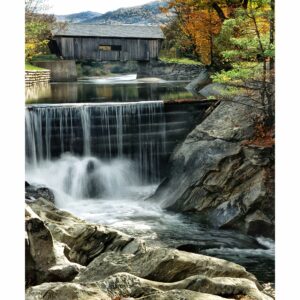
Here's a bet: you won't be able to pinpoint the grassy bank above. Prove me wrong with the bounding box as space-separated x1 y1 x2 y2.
30 54 60 62
25 63 47 71
159 56 203 65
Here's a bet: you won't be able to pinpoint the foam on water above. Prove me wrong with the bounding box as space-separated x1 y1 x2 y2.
25 89 274 283
25 101 166 183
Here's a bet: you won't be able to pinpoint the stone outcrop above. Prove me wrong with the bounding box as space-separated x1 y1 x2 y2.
25 198 273 300
74 247 256 283
27 199 145 266
27 272 272 300
25 182 55 203
137 60 207 80
25 205 84 286
198 83 227 98
151 97 275 238
186 70 211 92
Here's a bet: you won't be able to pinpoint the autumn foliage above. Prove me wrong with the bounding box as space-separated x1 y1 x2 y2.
161 1 263 65
162 1 223 64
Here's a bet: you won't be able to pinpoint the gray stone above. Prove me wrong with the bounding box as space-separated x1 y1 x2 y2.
187 100 257 142
137 290 229 300
27 199 146 266
243 145 274 166
26 272 272 300
245 210 274 237
25 282 111 300
198 83 226 97
98 272 272 300
137 60 206 80
151 97 274 238
25 205 84 286
25 200 273 300
186 70 211 91
25 182 55 204
74 247 256 284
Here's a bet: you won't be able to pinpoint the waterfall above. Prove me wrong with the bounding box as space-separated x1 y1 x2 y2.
25 101 166 183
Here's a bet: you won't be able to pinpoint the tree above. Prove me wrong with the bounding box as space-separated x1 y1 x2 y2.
25 0 55 60
212 0 275 126
160 17 197 59
162 0 253 65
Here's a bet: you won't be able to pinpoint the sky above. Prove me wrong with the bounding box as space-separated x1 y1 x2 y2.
47 0 154 15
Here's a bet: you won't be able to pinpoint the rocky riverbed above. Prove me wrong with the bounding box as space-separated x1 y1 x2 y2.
25 194 274 300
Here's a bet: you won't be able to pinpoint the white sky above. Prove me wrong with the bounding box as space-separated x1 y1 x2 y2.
47 0 153 15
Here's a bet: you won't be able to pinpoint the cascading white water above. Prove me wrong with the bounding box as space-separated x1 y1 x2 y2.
25 78 274 284
26 154 142 201
25 101 167 224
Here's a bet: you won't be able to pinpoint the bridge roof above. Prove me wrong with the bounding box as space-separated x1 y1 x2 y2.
52 24 165 39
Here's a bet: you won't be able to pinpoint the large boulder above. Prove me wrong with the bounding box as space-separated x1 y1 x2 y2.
25 200 273 300
25 182 55 204
25 205 84 286
198 83 227 98
26 282 111 300
186 69 211 91
27 199 146 266
26 272 272 300
151 97 274 238
74 247 256 284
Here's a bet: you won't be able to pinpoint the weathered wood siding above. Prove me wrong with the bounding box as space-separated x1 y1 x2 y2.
54 36 162 61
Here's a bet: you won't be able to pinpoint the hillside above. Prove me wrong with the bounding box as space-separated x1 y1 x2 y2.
56 1 173 25
55 11 102 23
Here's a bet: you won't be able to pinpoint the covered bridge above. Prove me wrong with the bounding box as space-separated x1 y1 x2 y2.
50 24 165 62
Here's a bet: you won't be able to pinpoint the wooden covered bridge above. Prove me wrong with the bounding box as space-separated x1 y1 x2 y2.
50 24 165 62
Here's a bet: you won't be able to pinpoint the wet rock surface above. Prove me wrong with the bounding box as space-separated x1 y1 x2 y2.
25 182 55 203
25 199 273 300
151 97 275 239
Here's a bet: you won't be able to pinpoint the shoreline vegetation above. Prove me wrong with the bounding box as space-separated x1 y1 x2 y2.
25 63 47 71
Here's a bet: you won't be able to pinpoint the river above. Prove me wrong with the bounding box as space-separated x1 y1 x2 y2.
25 74 274 283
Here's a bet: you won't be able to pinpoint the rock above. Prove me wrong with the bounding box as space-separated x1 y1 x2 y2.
137 60 206 80
25 200 272 300
187 98 256 142
198 83 226 97
99 272 272 300
27 198 145 266
262 283 275 299
25 205 84 286
74 247 257 284
245 210 274 237
137 290 229 300
151 97 274 238
25 282 111 300
26 272 272 300
25 182 55 203
243 145 274 166
186 70 211 91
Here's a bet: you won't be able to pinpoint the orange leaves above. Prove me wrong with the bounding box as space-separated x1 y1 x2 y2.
164 0 224 65
181 8 222 64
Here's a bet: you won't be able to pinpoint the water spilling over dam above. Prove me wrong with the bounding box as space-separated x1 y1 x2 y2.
26 100 211 183
25 77 274 283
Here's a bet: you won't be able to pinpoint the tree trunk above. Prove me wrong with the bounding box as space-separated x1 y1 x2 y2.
212 2 227 22
269 0 275 70
242 0 249 9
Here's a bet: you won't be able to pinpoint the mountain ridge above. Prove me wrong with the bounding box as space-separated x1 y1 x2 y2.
56 11 102 23
55 1 173 25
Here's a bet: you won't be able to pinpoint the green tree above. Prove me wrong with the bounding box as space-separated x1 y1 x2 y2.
25 0 55 60
212 0 275 125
